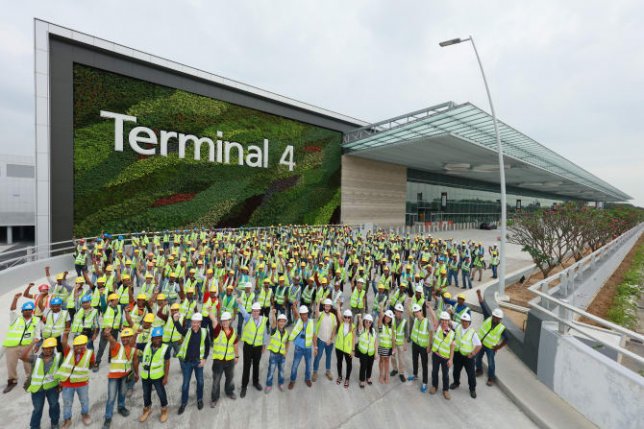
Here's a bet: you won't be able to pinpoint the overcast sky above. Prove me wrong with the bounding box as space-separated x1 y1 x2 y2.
1 0 642 206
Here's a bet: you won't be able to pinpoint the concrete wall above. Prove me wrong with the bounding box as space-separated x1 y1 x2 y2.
537 322 644 429
341 155 406 226
0 253 74 293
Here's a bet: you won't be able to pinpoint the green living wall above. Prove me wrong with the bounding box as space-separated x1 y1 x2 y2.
73 65 341 236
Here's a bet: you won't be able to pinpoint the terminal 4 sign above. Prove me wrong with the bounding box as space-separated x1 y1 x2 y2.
100 110 296 171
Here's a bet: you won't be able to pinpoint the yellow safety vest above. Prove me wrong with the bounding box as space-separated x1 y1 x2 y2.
478 317 505 349
177 328 207 360
42 311 68 339
288 319 314 348
358 329 376 356
162 316 183 343
71 308 97 333
410 318 430 348
455 325 476 355
27 354 61 393
431 328 454 359
267 329 288 355
335 323 354 354
56 350 92 383
350 288 365 309
2 316 36 347
241 316 267 346
393 318 406 346
379 325 392 349
108 345 134 375
212 329 236 361
141 344 168 380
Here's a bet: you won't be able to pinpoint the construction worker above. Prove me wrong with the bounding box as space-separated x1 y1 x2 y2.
428 308 455 400
350 278 367 323
433 268 448 306
450 312 481 398
407 303 431 393
179 287 198 320
208 311 238 406
335 308 355 389
489 250 500 279
475 289 507 386
460 256 472 289
377 309 395 384
40 297 70 354
27 337 61 429
22 283 50 320
274 276 288 316
174 312 209 414
56 334 94 428
390 303 407 383
103 328 137 429
388 282 408 312
451 293 472 326
288 304 317 389
135 313 155 353
238 301 267 397
95 293 122 372
287 277 301 326
265 309 289 393
372 283 388 323
472 251 484 282
312 298 337 382
356 314 377 388
137 327 170 423
238 282 255 335
163 303 183 357
447 254 460 287
3 296 36 393
220 285 238 322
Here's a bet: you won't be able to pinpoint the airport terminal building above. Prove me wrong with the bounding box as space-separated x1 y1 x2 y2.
33 19 630 248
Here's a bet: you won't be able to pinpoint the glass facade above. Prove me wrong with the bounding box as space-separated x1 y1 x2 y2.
406 170 566 225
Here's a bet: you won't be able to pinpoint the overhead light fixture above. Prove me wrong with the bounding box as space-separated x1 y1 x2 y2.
471 164 511 173
443 163 471 171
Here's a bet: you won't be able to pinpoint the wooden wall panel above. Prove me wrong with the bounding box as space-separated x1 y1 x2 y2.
341 155 407 226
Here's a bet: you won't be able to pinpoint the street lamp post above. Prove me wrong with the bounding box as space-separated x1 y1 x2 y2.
439 36 508 300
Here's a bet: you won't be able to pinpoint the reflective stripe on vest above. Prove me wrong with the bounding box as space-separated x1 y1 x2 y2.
275 287 287 305
71 308 97 333
350 288 365 309
102 306 122 330
212 329 236 361
456 325 475 355
268 329 288 355
56 349 92 383
163 316 183 343
431 328 454 359
335 323 354 354
478 317 505 349
242 316 267 346
410 318 430 348
288 319 314 347
177 328 207 360
43 311 68 339
2 316 35 347
358 330 376 356
453 306 470 325
27 354 61 393
109 345 133 375
378 325 392 349
141 344 168 380
393 319 406 346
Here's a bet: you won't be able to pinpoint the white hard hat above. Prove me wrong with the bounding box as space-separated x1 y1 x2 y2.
220 312 232 321
357 278 365 283
384 310 394 319
415 285 423 293
277 313 287 321
299 305 309 314
251 302 262 311
323 298 333 306
343 309 353 318
461 313 471 322
412 304 422 313
492 308 504 319
363 314 373 322
394 303 404 312
191 313 203 322
439 311 451 321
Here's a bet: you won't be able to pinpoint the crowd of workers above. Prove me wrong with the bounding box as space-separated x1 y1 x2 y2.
1 226 506 429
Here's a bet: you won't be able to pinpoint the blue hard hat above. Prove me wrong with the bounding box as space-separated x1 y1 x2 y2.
118 235 124 240
50 297 63 306
21 301 35 311
96 237 103 242
81 294 92 303
151 327 164 338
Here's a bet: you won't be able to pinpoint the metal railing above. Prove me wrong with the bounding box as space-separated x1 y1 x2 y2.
526 223 644 368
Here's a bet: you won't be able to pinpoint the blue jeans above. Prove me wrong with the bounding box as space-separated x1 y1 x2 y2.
31 387 60 429
166 341 181 358
476 346 496 379
104 377 126 420
266 353 286 387
491 264 498 279
142 378 168 408
448 270 459 287
62 385 89 420
290 345 312 382
313 338 333 372
462 272 472 289
180 360 204 405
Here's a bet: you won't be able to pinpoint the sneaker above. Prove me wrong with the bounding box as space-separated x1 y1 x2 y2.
429 386 437 394
240 388 247 398
486 378 495 386
390 370 398 377
253 382 263 391
443 391 451 400
102 418 111 429
265 386 272 394
305 380 312 387
178 404 186 415
312 372 318 382
278 384 285 392
449 382 460 390
197 400 203 410
420 384 427 393
210 400 217 408
82 414 91 426
470 390 477 398
118 407 130 417
325 371 333 381
399 374 406 383
407 375 416 382
227 392 237 400
288 381 295 390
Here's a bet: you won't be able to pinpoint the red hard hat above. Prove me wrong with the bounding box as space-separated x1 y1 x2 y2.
38 283 50 292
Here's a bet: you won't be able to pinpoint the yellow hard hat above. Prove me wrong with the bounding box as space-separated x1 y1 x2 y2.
320 277 328 285
125 259 132 265
206 269 214 275
73 335 88 346
170 303 180 310
136 294 147 300
106 265 113 271
42 337 57 348
145 273 153 279
278 276 285 282
107 293 119 301
143 313 155 323
457 293 466 300
157 293 167 300
56 273 64 281
97 276 106 283
75 276 84 284
440 268 447 275
185 287 195 294
121 328 134 337
443 292 452 299
122 274 131 280
226 285 234 290
189 269 196 274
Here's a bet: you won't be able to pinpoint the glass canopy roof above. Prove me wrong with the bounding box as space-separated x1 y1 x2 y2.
343 102 630 201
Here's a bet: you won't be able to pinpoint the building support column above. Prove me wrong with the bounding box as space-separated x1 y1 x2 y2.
6 226 13 244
